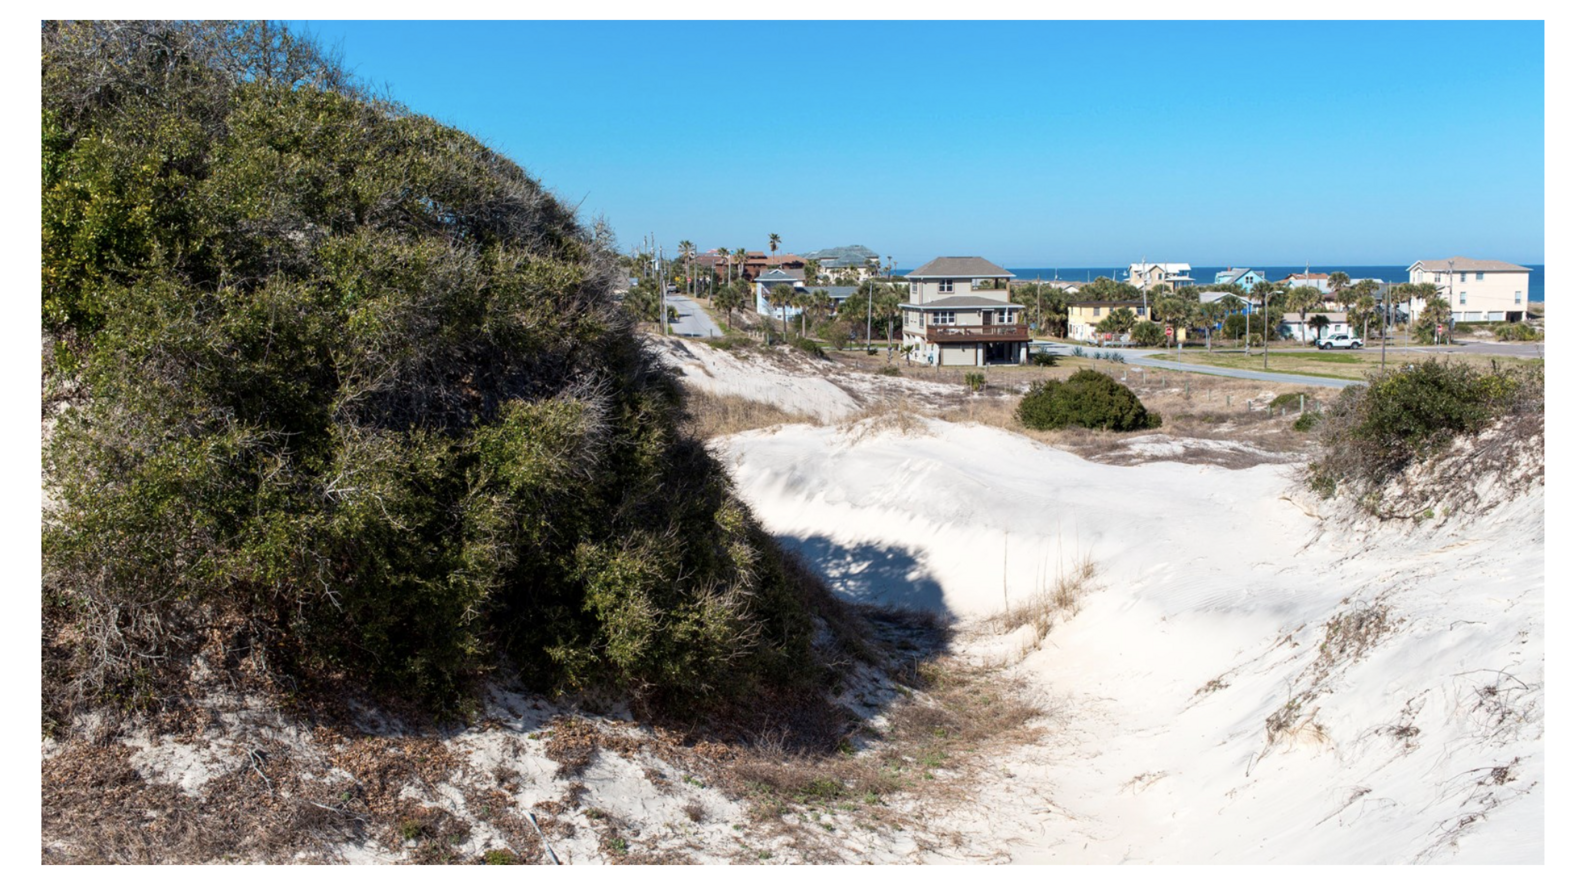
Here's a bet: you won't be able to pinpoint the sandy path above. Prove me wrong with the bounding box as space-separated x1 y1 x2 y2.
716 418 1544 863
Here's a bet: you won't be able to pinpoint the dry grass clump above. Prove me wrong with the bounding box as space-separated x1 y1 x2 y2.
989 556 1098 653
727 655 1043 822
683 390 818 438
836 398 927 439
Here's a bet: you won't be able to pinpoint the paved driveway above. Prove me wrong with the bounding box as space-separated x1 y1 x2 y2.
664 291 722 339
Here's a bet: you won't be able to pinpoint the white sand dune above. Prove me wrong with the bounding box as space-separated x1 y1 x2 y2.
716 418 1544 863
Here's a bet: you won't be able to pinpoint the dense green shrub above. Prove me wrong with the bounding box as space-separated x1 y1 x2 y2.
964 372 986 392
1307 359 1543 493
1016 369 1161 432
41 22 826 715
1029 350 1058 367
794 337 826 359
1496 323 1543 342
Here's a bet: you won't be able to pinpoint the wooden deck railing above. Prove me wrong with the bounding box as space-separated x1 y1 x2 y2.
925 324 1030 343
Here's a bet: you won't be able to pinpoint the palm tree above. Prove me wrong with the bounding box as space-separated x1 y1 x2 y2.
678 240 695 298
1250 280 1274 361
1197 300 1223 348
768 233 781 255
1289 285 1324 343
770 283 795 340
733 247 747 283
1327 271 1351 305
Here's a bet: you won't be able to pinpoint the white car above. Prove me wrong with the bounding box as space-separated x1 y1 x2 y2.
1317 333 1363 350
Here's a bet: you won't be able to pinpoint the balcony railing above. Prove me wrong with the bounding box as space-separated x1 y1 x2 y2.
926 324 1030 343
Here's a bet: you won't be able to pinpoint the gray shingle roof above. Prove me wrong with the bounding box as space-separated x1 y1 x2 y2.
754 269 803 283
905 295 1020 309
905 257 1014 278
1408 257 1531 273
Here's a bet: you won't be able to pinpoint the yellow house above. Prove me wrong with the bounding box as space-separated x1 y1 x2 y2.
1065 300 1188 344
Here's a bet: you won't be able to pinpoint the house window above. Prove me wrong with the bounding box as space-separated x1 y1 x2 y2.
1460 272 1467 283
1092 307 1101 317
1460 291 1467 305
1136 307 1145 316
931 310 956 325
1477 271 1485 281
911 281 919 296
1515 291 1522 304
939 279 954 293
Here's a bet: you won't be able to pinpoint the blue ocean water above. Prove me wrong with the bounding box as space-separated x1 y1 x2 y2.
1003 265 1546 302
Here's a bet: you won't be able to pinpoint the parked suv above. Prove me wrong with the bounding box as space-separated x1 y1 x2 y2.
1317 333 1363 350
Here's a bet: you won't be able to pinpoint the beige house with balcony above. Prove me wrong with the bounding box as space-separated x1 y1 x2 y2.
1127 262 1193 292
900 257 1029 366
1407 257 1532 322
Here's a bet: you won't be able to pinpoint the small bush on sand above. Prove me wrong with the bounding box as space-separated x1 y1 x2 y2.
964 372 985 392
794 337 826 359
1016 369 1161 432
1030 351 1058 367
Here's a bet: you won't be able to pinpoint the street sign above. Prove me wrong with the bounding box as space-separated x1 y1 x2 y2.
1164 325 1173 338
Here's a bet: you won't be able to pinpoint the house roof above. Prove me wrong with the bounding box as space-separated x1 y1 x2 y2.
1408 257 1531 273
1197 291 1256 304
1282 311 1349 324
1068 300 1146 309
905 295 1019 309
804 245 879 265
1216 267 1255 280
754 269 803 283
1130 262 1191 274
1283 272 1330 281
905 257 1014 279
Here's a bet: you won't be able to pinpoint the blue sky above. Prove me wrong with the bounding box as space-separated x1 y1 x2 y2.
303 20 1544 268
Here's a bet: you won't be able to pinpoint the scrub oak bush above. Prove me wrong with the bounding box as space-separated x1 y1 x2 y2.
42 22 826 716
1306 359 1544 495
1015 369 1161 432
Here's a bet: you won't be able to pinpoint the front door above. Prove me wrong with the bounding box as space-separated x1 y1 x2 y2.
982 310 994 326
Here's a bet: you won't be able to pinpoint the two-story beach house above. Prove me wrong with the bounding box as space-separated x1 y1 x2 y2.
900 257 1030 366
1407 257 1532 323
1066 301 1150 342
1127 262 1193 292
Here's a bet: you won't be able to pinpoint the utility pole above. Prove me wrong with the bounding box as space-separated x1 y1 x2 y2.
1381 284 1388 370
1262 286 1270 370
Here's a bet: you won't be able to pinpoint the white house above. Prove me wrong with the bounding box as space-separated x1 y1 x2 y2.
1279 311 1352 343
1407 257 1532 323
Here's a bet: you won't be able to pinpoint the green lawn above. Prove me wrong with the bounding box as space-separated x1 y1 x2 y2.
1159 348 1539 381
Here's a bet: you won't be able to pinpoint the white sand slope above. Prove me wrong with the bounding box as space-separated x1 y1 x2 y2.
716 418 1544 863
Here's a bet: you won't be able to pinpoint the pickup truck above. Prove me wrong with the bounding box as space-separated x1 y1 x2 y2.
1317 333 1363 350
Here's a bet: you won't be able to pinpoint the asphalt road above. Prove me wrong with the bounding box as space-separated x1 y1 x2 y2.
664 290 723 339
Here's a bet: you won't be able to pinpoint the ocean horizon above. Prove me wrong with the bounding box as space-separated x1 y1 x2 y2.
994 264 1546 302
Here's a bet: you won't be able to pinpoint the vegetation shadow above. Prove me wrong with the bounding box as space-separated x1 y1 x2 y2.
777 534 950 617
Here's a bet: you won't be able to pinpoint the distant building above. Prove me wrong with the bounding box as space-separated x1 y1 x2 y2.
1279 272 1332 292
899 257 1029 366
1407 257 1531 323
1212 267 1267 292
1127 262 1194 292
1280 311 1352 343
803 245 882 284
753 268 807 319
1066 300 1150 343
1197 291 1257 315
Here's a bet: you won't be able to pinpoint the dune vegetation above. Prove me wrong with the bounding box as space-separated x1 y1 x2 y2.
41 21 837 721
